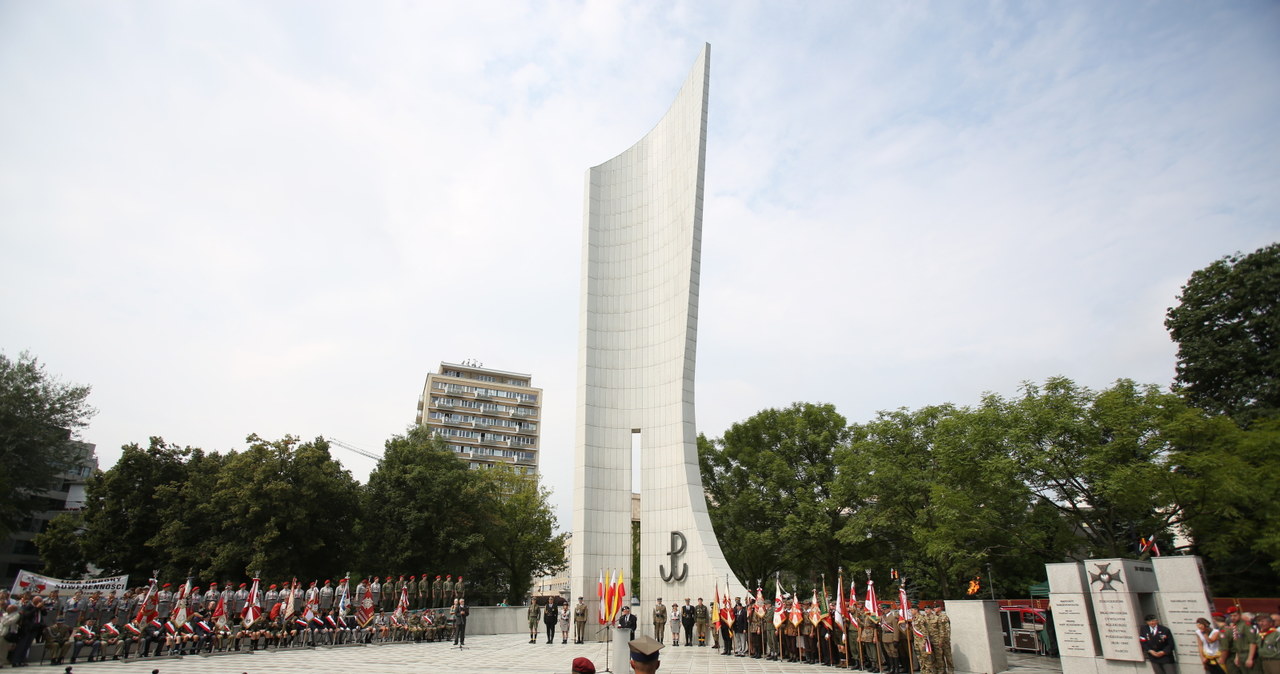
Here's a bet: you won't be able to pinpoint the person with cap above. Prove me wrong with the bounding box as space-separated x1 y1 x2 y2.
669 602 681 646
628 634 664 673
575 596 589 644
1256 614 1279 674
680 599 695 646
44 615 71 665
529 597 542 643
1142 613 1177 674
433 575 444 608
652 597 667 644
694 597 710 646
572 655 597 674
1216 611 1239 674
936 604 953 674
618 605 637 642
560 601 571 644
232 583 248 618
545 598 561 644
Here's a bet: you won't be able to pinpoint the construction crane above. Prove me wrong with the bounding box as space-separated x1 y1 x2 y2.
326 437 382 462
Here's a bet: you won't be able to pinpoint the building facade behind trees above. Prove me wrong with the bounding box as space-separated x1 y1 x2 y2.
416 361 541 475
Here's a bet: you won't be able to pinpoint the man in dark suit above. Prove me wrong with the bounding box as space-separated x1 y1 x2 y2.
617 606 637 642
681 599 696 647
1141 614 1177 674
453 598 469 646
544 599 559 644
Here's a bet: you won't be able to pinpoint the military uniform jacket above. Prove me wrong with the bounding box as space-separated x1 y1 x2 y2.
319 585 334 610
576 603 588 623
694 604 710 624
652 604 666 625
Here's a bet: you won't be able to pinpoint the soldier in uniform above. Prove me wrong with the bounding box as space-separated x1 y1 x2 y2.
915 603 936 674
441 575 452 608
62 590 85 627
575 596 589 644
860 604 881 671
781 598 799 662
156 583 174 621
44 617 71 665
319 579 335 613
936 604 953 674
203 584 219 612
233 583 249 619
694 597 710 646
764 599 778 660
454 575 465 602
369 577 382 610
71 616 102 663
433 575 444 609
528 597 541 643
748 597 763 658
652 597 667 644
882 603 902 674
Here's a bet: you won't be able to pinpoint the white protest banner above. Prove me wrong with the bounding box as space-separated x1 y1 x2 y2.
10 570 130 595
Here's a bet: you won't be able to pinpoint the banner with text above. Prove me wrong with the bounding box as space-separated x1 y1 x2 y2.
10 570 130 595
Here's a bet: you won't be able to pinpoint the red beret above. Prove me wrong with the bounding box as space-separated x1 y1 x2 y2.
240 583 247 588
162 583 172 588
1212 612 1226 619
1227 607 1240 614
436 575 441 579
269 584 277 589
572 656 596 674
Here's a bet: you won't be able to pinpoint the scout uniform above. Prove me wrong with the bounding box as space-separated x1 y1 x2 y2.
652 599 667 644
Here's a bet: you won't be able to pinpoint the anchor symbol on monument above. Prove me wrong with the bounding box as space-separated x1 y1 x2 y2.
660 531 688 582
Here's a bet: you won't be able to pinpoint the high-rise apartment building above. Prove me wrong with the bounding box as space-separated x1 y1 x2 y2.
416 361 541 475
0 440 97 588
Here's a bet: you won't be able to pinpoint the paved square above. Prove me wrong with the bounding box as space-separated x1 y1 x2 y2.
38 636 1061 674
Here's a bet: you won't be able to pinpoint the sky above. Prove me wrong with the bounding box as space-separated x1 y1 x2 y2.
2 1 1278 531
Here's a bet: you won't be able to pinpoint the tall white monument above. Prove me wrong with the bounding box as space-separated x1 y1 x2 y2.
570 43 745 629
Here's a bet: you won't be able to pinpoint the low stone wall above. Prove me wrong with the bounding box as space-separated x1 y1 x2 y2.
463 605 528 635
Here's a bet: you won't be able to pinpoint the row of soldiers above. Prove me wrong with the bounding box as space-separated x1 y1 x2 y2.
649 594 953 671
9 596 462 665
9 574 468 628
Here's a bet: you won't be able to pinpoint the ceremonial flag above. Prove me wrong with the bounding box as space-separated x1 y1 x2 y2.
1140 536 1162 557
808 589 821 626
597 569 607 625
614 568 627 621
721 590 734 636
773 584 785 629
303 590 320 622
135 578 158 623
355 579 375 626
864 578 879 616
755 586 767 618
849 578 858 616
337 578 350 618
789 591 803 627
394 586 409 621
899 582 912 621
211 595 227 627
242 578 262 625
283 578 297 620
712 583 722 629
834 570 845 630
173 578 192 627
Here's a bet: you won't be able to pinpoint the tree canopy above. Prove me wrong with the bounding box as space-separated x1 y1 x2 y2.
1166 242 1280 426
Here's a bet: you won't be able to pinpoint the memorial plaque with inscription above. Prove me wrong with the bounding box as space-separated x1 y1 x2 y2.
1086 559 1154 662
1051 593 1101 658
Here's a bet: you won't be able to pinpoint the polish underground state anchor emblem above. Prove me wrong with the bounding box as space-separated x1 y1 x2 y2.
1088 563 1124 591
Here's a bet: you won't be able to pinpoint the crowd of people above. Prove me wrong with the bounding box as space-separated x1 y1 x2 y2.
0 574 473 667
1186 608 1280 674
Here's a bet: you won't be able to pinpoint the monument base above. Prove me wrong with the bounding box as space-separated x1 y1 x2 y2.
948 600 1008 674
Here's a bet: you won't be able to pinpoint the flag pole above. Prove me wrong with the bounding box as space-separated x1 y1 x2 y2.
903 576 916 674
869 569 885 674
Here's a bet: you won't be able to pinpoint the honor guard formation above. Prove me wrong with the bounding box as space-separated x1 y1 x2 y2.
1 573 468 666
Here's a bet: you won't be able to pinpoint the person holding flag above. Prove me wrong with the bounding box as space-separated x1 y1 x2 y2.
861 575 883 673
770 581 784 661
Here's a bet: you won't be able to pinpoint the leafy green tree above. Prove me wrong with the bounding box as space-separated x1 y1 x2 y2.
699 403 853 590
1166 412 1280 595
473 469 566 605
1165 242 1280 426
34 511 88 578
1007 378 1196 560
837 401 1070 599
0 351 95 538
80 438 192 581
207 435 360 581
359 427 487 578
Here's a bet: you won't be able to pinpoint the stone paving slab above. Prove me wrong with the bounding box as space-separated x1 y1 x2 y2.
32 637 1063 674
